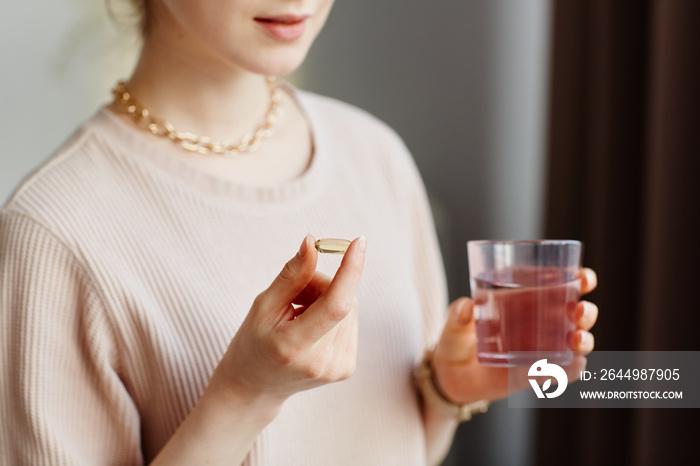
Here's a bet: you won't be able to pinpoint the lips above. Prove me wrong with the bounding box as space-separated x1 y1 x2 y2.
254 15 310 41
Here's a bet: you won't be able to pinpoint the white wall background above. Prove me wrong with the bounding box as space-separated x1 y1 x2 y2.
0 1 552 464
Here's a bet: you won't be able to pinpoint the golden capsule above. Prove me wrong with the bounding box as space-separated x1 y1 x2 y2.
315 238 351 255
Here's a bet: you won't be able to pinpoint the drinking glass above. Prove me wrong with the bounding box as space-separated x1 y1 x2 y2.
467 240 582 366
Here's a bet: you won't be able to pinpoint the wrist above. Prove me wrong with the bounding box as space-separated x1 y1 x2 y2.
415 348 489 422
205 367 286 427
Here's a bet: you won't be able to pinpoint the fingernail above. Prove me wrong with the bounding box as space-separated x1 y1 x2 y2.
299 234 310 257
357 236 367 254
457 300 473 325
449 303 460 324
578 331 588 349
584 268 597 289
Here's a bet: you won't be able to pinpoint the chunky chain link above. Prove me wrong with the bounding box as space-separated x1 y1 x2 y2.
111 76 283 157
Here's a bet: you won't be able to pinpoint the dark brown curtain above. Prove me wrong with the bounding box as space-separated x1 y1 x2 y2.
538 1 700 465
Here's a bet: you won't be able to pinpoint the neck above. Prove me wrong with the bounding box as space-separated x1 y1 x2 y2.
124 34 271 142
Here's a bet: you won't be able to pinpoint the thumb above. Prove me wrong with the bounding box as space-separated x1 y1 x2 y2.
262 234 318 308
445 297 475 331
436 297 477 363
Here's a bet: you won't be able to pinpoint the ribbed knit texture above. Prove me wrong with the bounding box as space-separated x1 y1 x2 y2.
0 87 449 465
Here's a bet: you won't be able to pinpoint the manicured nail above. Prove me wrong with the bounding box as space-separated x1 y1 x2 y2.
299 234 310 257
357 236 367 254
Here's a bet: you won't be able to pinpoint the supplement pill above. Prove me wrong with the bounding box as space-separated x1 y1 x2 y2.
315 238 351 254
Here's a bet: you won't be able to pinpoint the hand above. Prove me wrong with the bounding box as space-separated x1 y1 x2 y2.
208 234 366 408
150 235 365 465
431 268 598 405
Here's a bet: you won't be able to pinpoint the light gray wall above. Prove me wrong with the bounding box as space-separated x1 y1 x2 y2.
1 1 551 464
0 0 137 203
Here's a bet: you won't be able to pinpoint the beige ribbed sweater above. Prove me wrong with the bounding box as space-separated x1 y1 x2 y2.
0 88 449 465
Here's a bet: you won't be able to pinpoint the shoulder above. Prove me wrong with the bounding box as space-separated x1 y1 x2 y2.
295 89 422 182
296 89 406 149
1 111 123 243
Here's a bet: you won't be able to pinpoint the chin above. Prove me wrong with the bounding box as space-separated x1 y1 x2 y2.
241 48 312 77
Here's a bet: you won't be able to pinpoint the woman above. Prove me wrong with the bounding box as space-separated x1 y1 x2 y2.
0 0 599 464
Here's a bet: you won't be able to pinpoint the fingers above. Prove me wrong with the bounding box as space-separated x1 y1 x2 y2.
567 329 595 354
567 300 599 331
262 234 318 308
292 272 332 307
445 297 474 330
290 272 333 320
322 236 366 305
331 296 359 379
580 268 597 295
435 298 477 364
296 236 366 340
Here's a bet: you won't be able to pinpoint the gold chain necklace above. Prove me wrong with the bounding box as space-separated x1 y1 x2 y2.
111 76 283 156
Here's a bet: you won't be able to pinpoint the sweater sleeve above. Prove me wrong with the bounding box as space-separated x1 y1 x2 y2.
0 210 142 465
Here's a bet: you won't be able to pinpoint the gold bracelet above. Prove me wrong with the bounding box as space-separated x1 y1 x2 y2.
414 348 490 422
